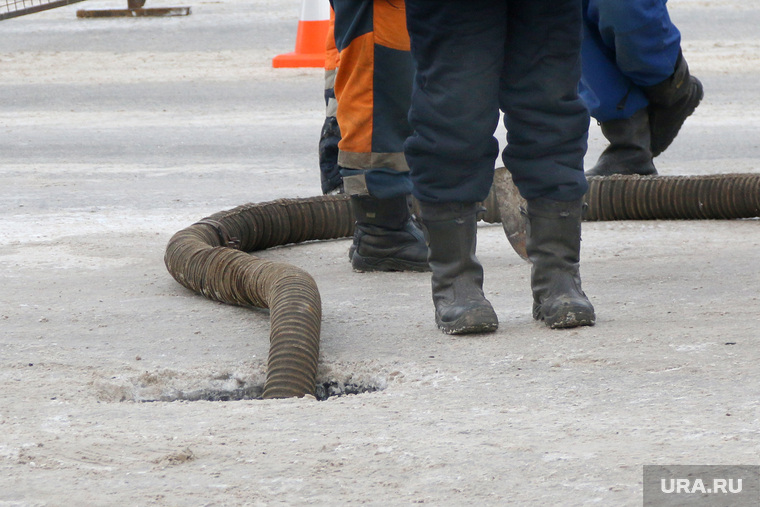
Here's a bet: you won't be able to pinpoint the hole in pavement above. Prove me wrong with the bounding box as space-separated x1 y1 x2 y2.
138 379 381 402
314 380 382 401
95 364 388 403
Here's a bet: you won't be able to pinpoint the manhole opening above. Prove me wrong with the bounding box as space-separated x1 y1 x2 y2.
136 380 382 402
98 363 392 403
97 369 388 403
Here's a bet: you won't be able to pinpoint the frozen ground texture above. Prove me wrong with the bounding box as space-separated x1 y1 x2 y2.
1 0 759 505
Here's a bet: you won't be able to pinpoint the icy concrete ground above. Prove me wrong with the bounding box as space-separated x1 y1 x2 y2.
1 0 759 505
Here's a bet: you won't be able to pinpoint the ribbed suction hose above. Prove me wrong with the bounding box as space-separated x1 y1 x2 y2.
164 196 353 399
585 173 760 220
165 173 759 399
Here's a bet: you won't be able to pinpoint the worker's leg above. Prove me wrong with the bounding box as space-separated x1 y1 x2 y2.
332 0 427 272
318 8 343 194
500 0 595 328
405 0 504 334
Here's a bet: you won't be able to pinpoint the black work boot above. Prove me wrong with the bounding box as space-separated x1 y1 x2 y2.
644 50 704 157
349 194 429 272
419 202 498 335
526 197 595 329
587 108 657 176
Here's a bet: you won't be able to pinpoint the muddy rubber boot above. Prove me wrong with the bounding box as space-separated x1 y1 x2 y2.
526 197 595 329
586 108 657 177
349 194 429 272
419 202 498 335
644 50 704 157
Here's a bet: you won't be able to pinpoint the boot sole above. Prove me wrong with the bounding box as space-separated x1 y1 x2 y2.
535 305 596 329
436 307 499 335
650 78 704 157
544 312 596 329
351 253 430 273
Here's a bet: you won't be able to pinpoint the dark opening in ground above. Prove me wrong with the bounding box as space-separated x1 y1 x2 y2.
137 381 381 402
314 381 381 401
99 367 389 403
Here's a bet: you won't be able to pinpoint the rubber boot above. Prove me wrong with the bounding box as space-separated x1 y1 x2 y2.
418 202 498 335
526 197 595 329
586 108 657 176
644 50 704 157
349 194 429 272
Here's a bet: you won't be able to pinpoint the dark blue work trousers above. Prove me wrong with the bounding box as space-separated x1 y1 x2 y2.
404 0 590 203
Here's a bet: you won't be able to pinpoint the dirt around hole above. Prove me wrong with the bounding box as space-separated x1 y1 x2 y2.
93 364 390 402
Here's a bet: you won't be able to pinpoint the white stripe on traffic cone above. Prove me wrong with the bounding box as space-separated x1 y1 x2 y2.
273 0 331 68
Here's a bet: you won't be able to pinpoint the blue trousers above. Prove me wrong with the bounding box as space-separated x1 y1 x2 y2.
580 0 682 122
404 0 590 203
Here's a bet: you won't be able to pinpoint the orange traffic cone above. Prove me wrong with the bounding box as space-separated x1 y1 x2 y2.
273 0 331 68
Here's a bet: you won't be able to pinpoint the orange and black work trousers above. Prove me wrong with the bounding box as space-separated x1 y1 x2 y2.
330 0 413 198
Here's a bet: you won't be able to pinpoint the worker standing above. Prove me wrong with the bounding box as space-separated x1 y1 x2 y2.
326 0 429 273
404 0 596 334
